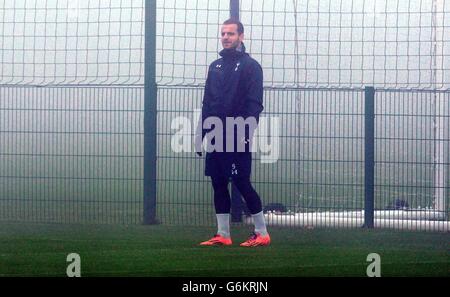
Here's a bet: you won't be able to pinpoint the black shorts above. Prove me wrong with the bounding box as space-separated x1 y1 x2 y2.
205 152 252 178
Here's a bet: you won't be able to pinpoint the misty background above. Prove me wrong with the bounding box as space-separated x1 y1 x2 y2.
0 0 448 224
0 0 448 87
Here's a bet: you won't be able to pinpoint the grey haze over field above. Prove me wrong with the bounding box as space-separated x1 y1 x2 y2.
0 1 448 225
0 0 448 88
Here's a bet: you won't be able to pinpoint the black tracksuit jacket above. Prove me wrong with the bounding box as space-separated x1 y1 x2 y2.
198 45 264 177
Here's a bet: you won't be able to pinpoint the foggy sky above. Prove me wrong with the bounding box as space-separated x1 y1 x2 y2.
0 0 448 88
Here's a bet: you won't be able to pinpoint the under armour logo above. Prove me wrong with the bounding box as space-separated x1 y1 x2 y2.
235 62 240 71
231 163 238 175
216 64 222 68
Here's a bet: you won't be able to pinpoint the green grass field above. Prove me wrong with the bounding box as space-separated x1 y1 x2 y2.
0 222 448 277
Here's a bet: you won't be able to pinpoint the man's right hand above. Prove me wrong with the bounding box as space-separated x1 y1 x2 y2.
196 151 203 157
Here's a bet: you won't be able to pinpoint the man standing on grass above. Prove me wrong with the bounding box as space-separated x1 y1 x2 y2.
195 18 270 247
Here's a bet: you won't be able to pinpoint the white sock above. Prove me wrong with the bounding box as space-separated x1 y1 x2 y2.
252 211 268 236
216 213 230 238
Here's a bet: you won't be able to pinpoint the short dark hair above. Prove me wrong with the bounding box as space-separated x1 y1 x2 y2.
223 18 244 35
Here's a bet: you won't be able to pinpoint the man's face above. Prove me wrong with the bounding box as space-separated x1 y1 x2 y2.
221 24 244 50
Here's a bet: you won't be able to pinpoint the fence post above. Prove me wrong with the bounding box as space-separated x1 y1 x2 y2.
143 0 157 224
229 0 244 223
230 0 240 18
364 86 375 228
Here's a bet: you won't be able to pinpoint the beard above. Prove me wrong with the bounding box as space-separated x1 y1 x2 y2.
222 40 241 49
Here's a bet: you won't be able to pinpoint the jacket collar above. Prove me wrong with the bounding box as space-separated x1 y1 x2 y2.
219 43 246 60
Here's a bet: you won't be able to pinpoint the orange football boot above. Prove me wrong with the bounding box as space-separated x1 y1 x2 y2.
239 232 271 247
199 234 232 246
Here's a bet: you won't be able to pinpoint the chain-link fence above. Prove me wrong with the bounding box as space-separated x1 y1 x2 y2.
0 0 448 230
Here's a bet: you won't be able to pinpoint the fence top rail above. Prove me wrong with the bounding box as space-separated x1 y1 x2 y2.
374 88 450 94
0 84 145 89
0 84 449 94
156 86 450 93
